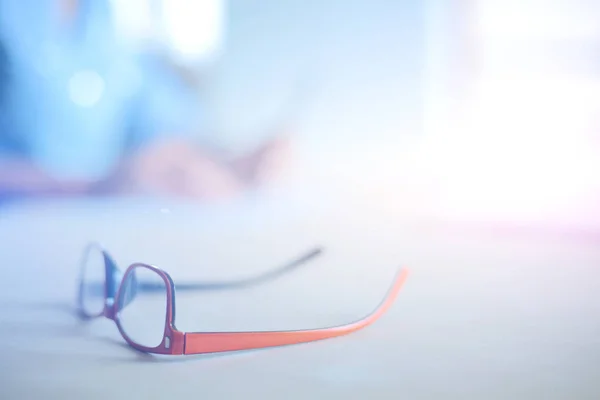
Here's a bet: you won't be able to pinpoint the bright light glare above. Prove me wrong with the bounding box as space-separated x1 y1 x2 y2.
427 77 600 221
421 1 600 222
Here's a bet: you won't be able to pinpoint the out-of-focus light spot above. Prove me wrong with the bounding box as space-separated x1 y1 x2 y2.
108 0 224 63
160 0 224 64
68 70 105 107
109 0 155 44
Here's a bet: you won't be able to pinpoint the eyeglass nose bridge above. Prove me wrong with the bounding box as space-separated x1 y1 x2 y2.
103 253 124 320
106 266 139 321
103 269 120 320
104 298 117 320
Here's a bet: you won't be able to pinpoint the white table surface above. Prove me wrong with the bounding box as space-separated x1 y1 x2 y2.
0 190 599 400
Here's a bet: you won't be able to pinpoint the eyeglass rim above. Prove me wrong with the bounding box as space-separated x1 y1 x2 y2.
76 243 109 319
113 262 185 355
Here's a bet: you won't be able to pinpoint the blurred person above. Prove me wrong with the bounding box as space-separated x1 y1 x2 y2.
0 0 288 201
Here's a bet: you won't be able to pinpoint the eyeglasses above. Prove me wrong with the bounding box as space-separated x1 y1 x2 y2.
76 243 409 355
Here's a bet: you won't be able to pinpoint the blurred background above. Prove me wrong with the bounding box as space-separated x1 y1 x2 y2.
0 0 598 231
0 0 422 205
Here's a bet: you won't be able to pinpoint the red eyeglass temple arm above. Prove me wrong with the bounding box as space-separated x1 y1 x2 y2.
182 268 409 355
